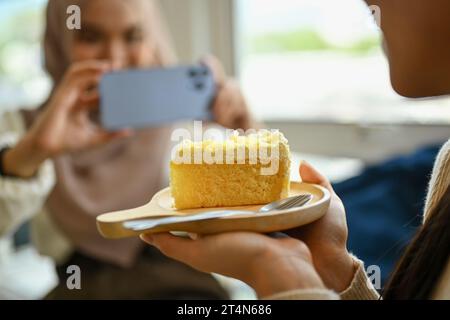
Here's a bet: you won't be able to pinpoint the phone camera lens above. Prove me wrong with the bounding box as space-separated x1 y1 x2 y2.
188 69 198 77
200 68 209 76
195 82 205 90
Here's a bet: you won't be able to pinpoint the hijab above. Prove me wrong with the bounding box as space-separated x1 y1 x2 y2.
26 0 176 267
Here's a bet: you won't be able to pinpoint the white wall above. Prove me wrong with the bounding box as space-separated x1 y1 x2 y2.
159 0 237 75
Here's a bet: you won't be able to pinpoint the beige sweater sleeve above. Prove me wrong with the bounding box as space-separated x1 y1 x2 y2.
263 288 340 300
264 256 380 300
339 256 380 300
0 112 56 236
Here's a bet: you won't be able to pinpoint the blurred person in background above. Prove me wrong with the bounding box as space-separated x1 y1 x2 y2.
0 0 256 299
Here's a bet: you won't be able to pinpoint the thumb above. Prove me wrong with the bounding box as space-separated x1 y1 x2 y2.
299 161 334 192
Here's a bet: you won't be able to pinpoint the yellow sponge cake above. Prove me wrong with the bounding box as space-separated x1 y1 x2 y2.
170 131 290 209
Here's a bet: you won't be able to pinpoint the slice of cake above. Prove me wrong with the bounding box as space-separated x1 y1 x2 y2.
170 130 291 209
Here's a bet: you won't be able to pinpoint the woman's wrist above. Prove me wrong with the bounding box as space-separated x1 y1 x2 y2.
2 134 50 178
246 250 325 298
315 249 356 293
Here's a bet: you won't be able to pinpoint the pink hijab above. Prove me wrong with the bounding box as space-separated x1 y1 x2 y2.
33 0 176 267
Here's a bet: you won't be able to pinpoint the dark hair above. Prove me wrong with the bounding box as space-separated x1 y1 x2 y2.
383 184 450 299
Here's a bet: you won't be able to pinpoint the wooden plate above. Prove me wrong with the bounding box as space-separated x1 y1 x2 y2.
96 181 330 239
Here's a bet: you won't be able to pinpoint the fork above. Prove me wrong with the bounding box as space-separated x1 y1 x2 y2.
123 194 312 232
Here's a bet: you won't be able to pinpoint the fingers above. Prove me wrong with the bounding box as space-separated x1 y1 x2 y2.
299 161 334 192
67 60 111 77
51 62 110 113
77 89 100 112
70 70 105 94
63 60 110 90
141 233 201 267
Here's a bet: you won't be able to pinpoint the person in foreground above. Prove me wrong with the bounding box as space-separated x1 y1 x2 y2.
142 0 450 299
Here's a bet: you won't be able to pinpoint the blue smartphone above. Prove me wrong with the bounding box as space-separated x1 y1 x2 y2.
99 65 216 130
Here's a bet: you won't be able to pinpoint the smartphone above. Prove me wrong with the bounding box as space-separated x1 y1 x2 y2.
99 65 216 130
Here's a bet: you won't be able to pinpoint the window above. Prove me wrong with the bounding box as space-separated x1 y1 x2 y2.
237 0 450 124
0 0 49 112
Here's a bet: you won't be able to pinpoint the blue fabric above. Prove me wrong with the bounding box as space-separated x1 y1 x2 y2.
332 144 442 284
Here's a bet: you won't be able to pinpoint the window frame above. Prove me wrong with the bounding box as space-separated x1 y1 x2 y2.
160 0 450 162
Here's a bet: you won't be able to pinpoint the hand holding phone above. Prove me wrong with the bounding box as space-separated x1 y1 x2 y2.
100 65 216 130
